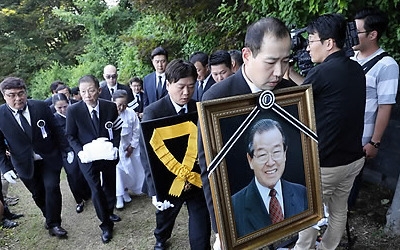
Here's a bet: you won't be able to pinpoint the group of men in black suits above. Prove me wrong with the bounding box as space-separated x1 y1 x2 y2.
138 17 300 250
0 72 125 243
0 15 307 249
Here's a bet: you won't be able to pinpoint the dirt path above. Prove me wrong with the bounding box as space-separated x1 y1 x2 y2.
1 171 191 250
2 171 400 249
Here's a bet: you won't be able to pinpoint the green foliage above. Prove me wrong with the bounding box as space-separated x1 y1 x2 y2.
0 0 84 82
3 0 399 101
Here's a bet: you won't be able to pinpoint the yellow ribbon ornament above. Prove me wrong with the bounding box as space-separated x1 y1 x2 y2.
150 121 202 197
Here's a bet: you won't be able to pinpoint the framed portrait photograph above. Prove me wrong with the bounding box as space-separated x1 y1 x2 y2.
197 85 323 249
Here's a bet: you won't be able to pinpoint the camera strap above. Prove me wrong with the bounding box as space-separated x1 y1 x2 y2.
362 52 389 73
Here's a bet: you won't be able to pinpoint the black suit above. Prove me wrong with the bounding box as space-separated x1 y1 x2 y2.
0 100 67 228
199 68 296 232
232 178 308 237
142 95 211 249
66 99 121 231
143 72 168 107
54 112 91 204
192 76 215 101
133 92 144 114
99 82 134 103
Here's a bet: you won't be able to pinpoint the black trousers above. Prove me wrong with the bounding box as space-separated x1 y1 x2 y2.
63 155 91 204
79 159 117 231
19 160 62 228
154 188 211 250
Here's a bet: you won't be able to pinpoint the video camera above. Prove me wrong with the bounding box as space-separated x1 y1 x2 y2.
290 27 313 76
290 21 360 76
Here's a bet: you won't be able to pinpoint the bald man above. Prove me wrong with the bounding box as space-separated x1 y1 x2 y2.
99 65 134 103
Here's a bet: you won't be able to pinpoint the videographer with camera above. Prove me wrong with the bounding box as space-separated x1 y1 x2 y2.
289 14 366 250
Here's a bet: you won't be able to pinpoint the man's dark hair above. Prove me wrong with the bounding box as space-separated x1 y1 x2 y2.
112 89 128 101
246 119 287 158
71 87 79 95
307 13 347 49
50 80 65 93
189 52 209 67
151 46 168 60
355 7 388 40
52 93 68 105
78 75 99 88
228 49 244 67
245 17 290 57
128 77 143 86
55 85 71 94
0 77 26 92
165 59 198 84
209 50 232 69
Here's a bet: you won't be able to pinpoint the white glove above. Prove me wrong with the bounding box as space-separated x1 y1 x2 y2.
152 196 174 211
213 233 221 250
3 170 17 184
312 204 329 230
113 147 118 160
104 147 118 161
67 151 74 164
78 150 90 163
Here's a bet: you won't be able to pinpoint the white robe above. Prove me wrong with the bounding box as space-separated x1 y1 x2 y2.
116 108 145 196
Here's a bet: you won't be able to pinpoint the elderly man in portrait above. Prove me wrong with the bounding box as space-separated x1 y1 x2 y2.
232 119 308 238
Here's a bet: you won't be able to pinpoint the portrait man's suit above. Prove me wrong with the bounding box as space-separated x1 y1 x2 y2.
0 100 67 228
142 72 168 107
232 178 308 237
199 68 296 231
192 76 216 101
66 99 121 231
99 82 134 103
141 95 211 249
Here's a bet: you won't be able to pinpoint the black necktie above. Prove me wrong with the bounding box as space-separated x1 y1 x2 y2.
18 109 32 140
197 80 204 100
91 109 99 135
136 94 140 102
178 108 186 115
157 76 163 99
110 88 114 100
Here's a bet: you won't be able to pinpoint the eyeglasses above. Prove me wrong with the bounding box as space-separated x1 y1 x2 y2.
3 90 26 99
307 39 322 45
252 149 284 163
105 74 117 79
357 30 370 34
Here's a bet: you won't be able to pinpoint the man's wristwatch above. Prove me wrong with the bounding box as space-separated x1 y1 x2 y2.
369 140 381 148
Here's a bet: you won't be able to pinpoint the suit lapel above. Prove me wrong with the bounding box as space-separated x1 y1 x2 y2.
2 106 26 137
234 69 252 95
187 100 197 113
245 179 272 229
282 180 296 218
78 101 97 136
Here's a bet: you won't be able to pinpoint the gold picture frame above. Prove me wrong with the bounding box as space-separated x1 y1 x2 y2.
197 85 323 249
